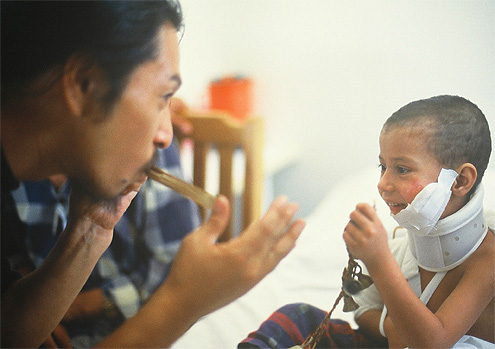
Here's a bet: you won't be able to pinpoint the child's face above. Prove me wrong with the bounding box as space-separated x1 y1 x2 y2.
378 126 443 215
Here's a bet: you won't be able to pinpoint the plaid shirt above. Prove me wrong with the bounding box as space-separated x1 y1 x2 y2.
8 142 201 347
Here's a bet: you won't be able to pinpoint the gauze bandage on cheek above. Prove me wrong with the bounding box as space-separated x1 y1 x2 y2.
392 168 458 236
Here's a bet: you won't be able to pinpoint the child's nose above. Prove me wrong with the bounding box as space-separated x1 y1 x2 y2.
377 171 393 192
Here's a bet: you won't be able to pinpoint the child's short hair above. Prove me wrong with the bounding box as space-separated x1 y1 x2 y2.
382 95 491 193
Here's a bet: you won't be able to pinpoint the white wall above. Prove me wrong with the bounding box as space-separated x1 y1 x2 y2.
176 0 495 217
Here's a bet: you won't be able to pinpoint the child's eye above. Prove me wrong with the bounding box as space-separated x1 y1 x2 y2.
397 166 409 174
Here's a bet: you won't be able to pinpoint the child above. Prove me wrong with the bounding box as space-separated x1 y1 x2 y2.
239 95 494 348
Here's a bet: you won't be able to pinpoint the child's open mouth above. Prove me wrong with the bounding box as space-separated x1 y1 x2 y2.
387 202 408 214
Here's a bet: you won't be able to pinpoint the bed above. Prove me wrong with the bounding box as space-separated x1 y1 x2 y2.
172 167 495 348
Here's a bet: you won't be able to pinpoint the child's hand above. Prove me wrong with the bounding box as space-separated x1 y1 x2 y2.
343 203 389 266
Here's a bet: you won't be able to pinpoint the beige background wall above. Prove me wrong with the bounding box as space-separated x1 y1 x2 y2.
176 0 495 217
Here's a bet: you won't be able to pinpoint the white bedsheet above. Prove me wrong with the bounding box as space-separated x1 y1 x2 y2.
172 167 495 348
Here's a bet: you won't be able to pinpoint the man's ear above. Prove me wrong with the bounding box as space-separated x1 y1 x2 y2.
62 55 106 118
452 163 477 197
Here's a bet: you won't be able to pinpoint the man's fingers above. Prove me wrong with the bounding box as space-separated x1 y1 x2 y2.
257 196 300 240
271 218 305 258
121 176 147 195
201 195 230 243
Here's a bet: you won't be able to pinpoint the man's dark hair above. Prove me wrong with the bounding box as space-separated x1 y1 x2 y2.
1 0 183 106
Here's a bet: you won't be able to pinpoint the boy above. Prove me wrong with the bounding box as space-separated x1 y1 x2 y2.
240 95 494 348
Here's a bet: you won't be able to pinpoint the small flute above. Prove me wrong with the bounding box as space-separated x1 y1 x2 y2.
146 166 216 209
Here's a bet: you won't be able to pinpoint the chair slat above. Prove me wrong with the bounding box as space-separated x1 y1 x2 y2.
193 142 210 221
176 109 264 241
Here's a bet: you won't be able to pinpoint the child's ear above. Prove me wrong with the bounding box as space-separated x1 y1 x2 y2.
451 163 477 197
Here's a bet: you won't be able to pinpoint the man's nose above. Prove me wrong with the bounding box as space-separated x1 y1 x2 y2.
154 111 174 149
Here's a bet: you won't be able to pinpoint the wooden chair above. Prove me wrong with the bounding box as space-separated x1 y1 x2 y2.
174 109 264 242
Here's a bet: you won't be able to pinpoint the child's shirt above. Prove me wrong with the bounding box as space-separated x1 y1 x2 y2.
353 209 495 348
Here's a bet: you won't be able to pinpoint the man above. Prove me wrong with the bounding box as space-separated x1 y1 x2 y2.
1 1 305 347
9 140 201 347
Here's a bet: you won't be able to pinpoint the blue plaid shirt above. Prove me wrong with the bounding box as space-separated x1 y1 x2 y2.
8 142 201 347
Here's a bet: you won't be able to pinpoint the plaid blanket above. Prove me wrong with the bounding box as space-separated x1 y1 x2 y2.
238 303 381 348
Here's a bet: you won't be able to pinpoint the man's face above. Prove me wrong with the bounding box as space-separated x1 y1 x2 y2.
377 126 444 215
75 24 181 200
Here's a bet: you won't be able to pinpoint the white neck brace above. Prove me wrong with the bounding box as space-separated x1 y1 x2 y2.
398 180 488 272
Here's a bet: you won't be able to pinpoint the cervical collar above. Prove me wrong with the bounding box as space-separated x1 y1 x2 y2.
393 169 488 272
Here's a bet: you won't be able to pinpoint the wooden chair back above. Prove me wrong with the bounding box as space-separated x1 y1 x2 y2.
175 110 264 242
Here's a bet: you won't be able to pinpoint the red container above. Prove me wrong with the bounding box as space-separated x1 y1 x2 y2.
209 77 253 120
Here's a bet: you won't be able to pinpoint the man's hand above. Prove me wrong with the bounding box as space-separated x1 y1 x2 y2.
95 195 305 348
64 179 144 251
164 195 305 319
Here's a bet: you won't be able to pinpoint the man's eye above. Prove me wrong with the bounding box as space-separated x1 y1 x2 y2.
397 166 409 174
162 93 173 102
378 164 386 173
